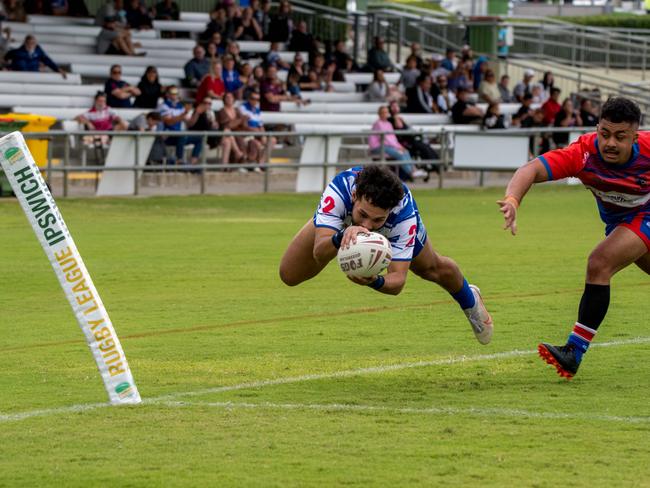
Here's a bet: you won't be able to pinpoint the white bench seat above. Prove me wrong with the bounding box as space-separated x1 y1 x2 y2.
262 112 453 125
0 83 104 96
0 94 93 108
71 63 185 80
0 71 82 84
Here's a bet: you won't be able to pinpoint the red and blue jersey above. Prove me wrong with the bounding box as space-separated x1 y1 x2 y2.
313 167 427 261
539 132 650 226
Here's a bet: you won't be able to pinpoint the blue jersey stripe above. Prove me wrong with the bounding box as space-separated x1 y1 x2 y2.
538 155 553 180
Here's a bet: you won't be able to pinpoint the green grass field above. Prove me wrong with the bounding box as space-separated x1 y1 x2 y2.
0 186 649 487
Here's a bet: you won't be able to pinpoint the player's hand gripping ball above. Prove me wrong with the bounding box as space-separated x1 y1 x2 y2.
337 232 392 278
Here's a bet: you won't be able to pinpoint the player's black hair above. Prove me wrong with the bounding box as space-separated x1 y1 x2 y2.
600 97 641 125
355 165 405 210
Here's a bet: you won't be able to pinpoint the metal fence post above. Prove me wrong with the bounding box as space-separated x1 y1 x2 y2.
200 133 207 194
134 133 140 196
644 38 647 82
322 133 329 190
263 136 272 193
63 134 69 197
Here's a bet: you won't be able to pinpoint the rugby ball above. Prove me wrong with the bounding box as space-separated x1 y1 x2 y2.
337 232 392 278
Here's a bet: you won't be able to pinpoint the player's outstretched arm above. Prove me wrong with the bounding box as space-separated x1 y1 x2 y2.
497 158 548 235
347 260 409 296
313 225 369 265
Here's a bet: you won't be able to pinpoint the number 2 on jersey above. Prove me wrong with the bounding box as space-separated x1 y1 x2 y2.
322 196 335 214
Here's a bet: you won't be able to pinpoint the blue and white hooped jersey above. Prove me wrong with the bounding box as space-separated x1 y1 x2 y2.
313 167 427 261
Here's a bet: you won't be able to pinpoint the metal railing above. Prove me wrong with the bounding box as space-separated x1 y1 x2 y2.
0 125 611 198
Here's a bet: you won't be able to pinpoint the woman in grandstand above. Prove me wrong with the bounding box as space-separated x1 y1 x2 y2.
235 7 263 41
552 98 583 148
216 91 248 167
369 105 419 182
196 59 225 103
478 69 501 105
134 66 163 109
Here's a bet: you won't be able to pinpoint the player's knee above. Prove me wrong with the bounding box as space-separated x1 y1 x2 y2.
586 251 614 281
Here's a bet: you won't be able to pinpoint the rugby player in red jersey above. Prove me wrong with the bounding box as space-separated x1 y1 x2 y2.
498 97 650 378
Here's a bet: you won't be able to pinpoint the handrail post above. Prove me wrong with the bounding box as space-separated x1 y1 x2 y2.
134 133 140 196
63 133 69 197
322 133 329 190
200 133 207 194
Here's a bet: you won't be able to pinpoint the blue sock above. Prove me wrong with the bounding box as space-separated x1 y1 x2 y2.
451 279 476 310
566 323 595 363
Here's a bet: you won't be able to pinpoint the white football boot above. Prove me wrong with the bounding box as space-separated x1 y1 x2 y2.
463 285 493 345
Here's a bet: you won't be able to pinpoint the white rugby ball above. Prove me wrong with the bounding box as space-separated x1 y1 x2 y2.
337 232 392 278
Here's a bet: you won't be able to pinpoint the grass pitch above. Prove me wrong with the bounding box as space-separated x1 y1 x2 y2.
0 185 648 487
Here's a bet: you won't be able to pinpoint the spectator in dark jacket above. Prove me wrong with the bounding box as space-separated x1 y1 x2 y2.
104 64 141 108
6 35 67 78
134 66 163 109
268 0 292 43
367 36 392 72
126 0 152 29
154 0 179 20
288 20 317 61
405 74 435 113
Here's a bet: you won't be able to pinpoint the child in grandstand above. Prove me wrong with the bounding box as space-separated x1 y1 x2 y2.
498 97 650 378
279 165 494 345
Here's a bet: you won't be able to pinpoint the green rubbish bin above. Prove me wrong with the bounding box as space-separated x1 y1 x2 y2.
467 19 499 58
0 118 28 197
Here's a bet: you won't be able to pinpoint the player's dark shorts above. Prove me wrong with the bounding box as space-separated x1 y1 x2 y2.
605 211 650 251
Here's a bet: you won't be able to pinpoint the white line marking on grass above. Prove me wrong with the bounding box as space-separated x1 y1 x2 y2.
1 336 649 423
159 400 650 424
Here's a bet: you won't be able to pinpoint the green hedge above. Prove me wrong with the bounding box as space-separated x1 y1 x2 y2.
558 14 650 29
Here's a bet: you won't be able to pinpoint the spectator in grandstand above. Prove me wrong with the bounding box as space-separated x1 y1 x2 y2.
434 74 456 114
153 0 179 20
158 85 203 165
134 66 163 109
580 98 599 127
3 0 26 21
530 83 545 104
239 90 274 170
126 0 153 30
104 64 140 108
235 6 263 41
97 15 141 56
203 32 225 56
406 74 436 114
0 24 11 61
447 61 472 93
388 100 438 178
266 41 291 70
332 40 354 72
239 61 253 86
261 64 303 112
128 111 166 163
288 20 317 61
513 69 535 103
482 102 506 130
216 91 248 166
255 0 272 39
497 26 509 59
221 3 240 42
512 93 534 127
5 35 67 78
75 91 128 131
367 36 393 72
196 59 225 103
430 54 449 79
451 87 483 125
199 7 226 43
288 53 308 83
542 71 554 98
184 45 211 88
268 0 292 43
369 105 417 182
225 40 242 68
222 55 244 99
472 56 489 91
408 42 424 70
541 87 561 125
520 107 550 156
187 94 219 157
365 69 390 102
400 55 420 91
552 97 582 148
441 47 456 72
498 74 514 103
478 69 501 104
